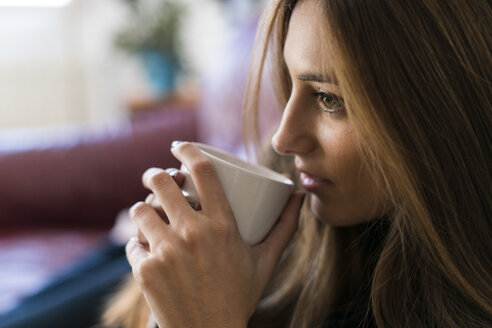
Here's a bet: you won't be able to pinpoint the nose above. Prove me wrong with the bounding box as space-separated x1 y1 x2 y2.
271 91 316 156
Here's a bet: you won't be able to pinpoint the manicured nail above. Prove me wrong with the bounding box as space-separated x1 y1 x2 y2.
144 167 164 184
146 167 164 177
145 193 155 203
171 140 183 148
189 202 201 211
166 168 179 180
169 169 178 180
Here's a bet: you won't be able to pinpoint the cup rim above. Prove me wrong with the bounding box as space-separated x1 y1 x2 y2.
193 142 294 186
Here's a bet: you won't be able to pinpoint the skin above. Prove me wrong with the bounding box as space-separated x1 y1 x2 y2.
126 0 383 326
127 143 304 328
272 0 384 226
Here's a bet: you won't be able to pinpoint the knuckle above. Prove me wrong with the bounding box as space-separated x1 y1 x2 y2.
178 142 194 152
190 159 215 177
133 258 155 285
137 230 148 245
154 241 177 262
214 219 236 242
130 202 151 219
180 225 200 246
149 171 173 190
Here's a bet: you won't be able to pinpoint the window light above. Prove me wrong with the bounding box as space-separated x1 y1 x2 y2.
0 0 72 7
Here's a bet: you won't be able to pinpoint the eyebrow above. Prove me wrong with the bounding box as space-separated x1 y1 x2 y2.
297 73 337 84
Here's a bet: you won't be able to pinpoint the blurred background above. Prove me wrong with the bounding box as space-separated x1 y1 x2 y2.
0 0 263 130
0 0 281 327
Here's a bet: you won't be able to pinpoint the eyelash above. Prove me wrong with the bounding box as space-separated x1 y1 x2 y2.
312 91 345 115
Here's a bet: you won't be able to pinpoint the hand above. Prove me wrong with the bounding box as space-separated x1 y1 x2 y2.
126 142 304 328
135 168 186 249
109 168 183 245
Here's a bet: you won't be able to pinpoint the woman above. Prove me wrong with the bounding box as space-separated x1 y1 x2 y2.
103 0 492 327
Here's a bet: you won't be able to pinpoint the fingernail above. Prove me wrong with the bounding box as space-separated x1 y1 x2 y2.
145 193 155 203
144 167 164 185
146 167 164 177
169 169 178 180
171 140 183 148
189 202 201 211
129 201 145 216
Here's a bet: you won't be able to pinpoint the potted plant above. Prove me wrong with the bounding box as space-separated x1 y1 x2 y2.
115 0 185 95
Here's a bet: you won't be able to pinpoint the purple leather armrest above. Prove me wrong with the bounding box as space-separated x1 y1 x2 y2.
0 109 197 229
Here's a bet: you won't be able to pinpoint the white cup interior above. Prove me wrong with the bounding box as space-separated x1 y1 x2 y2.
194 143 293 185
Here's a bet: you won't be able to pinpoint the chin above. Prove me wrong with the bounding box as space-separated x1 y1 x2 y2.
309 193 370 227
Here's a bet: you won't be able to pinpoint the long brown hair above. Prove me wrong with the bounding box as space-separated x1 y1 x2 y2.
244 0 492 327
103 0 491 327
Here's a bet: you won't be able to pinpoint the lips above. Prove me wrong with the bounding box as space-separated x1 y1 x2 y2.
299 170 332 191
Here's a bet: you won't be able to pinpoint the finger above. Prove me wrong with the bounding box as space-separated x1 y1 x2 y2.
143 169 195 220
145 193 155 204
126 236 150 269
142 168 194 223
170 142 228 214
169 169 186 186
142 168 185 190
129 201 173 250
256 192 305 271
145 193 169 223
137 228 149 249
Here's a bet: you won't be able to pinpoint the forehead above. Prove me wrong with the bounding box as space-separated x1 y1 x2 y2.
283 0 332 73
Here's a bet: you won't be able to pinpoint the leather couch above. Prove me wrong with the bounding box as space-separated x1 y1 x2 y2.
0 108 197 314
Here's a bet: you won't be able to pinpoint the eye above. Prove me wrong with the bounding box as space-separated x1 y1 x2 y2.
313 92 345 114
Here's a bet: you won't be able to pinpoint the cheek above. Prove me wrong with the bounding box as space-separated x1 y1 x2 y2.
321 129 384 221
345 159 384 218
322 127 361 185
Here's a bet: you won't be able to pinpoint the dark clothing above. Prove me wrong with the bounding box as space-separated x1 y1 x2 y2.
0 243 130 328
0 241 376 328
323 308 377 328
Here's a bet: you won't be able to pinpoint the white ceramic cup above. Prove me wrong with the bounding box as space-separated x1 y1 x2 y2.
178 142 294 245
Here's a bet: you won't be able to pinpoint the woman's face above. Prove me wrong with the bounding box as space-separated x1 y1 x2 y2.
272 0 384 226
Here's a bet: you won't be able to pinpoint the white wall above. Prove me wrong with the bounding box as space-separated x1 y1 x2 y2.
0 0 241 130
0 0 147 129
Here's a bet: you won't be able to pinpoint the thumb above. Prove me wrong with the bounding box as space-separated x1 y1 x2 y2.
256 192 305 273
